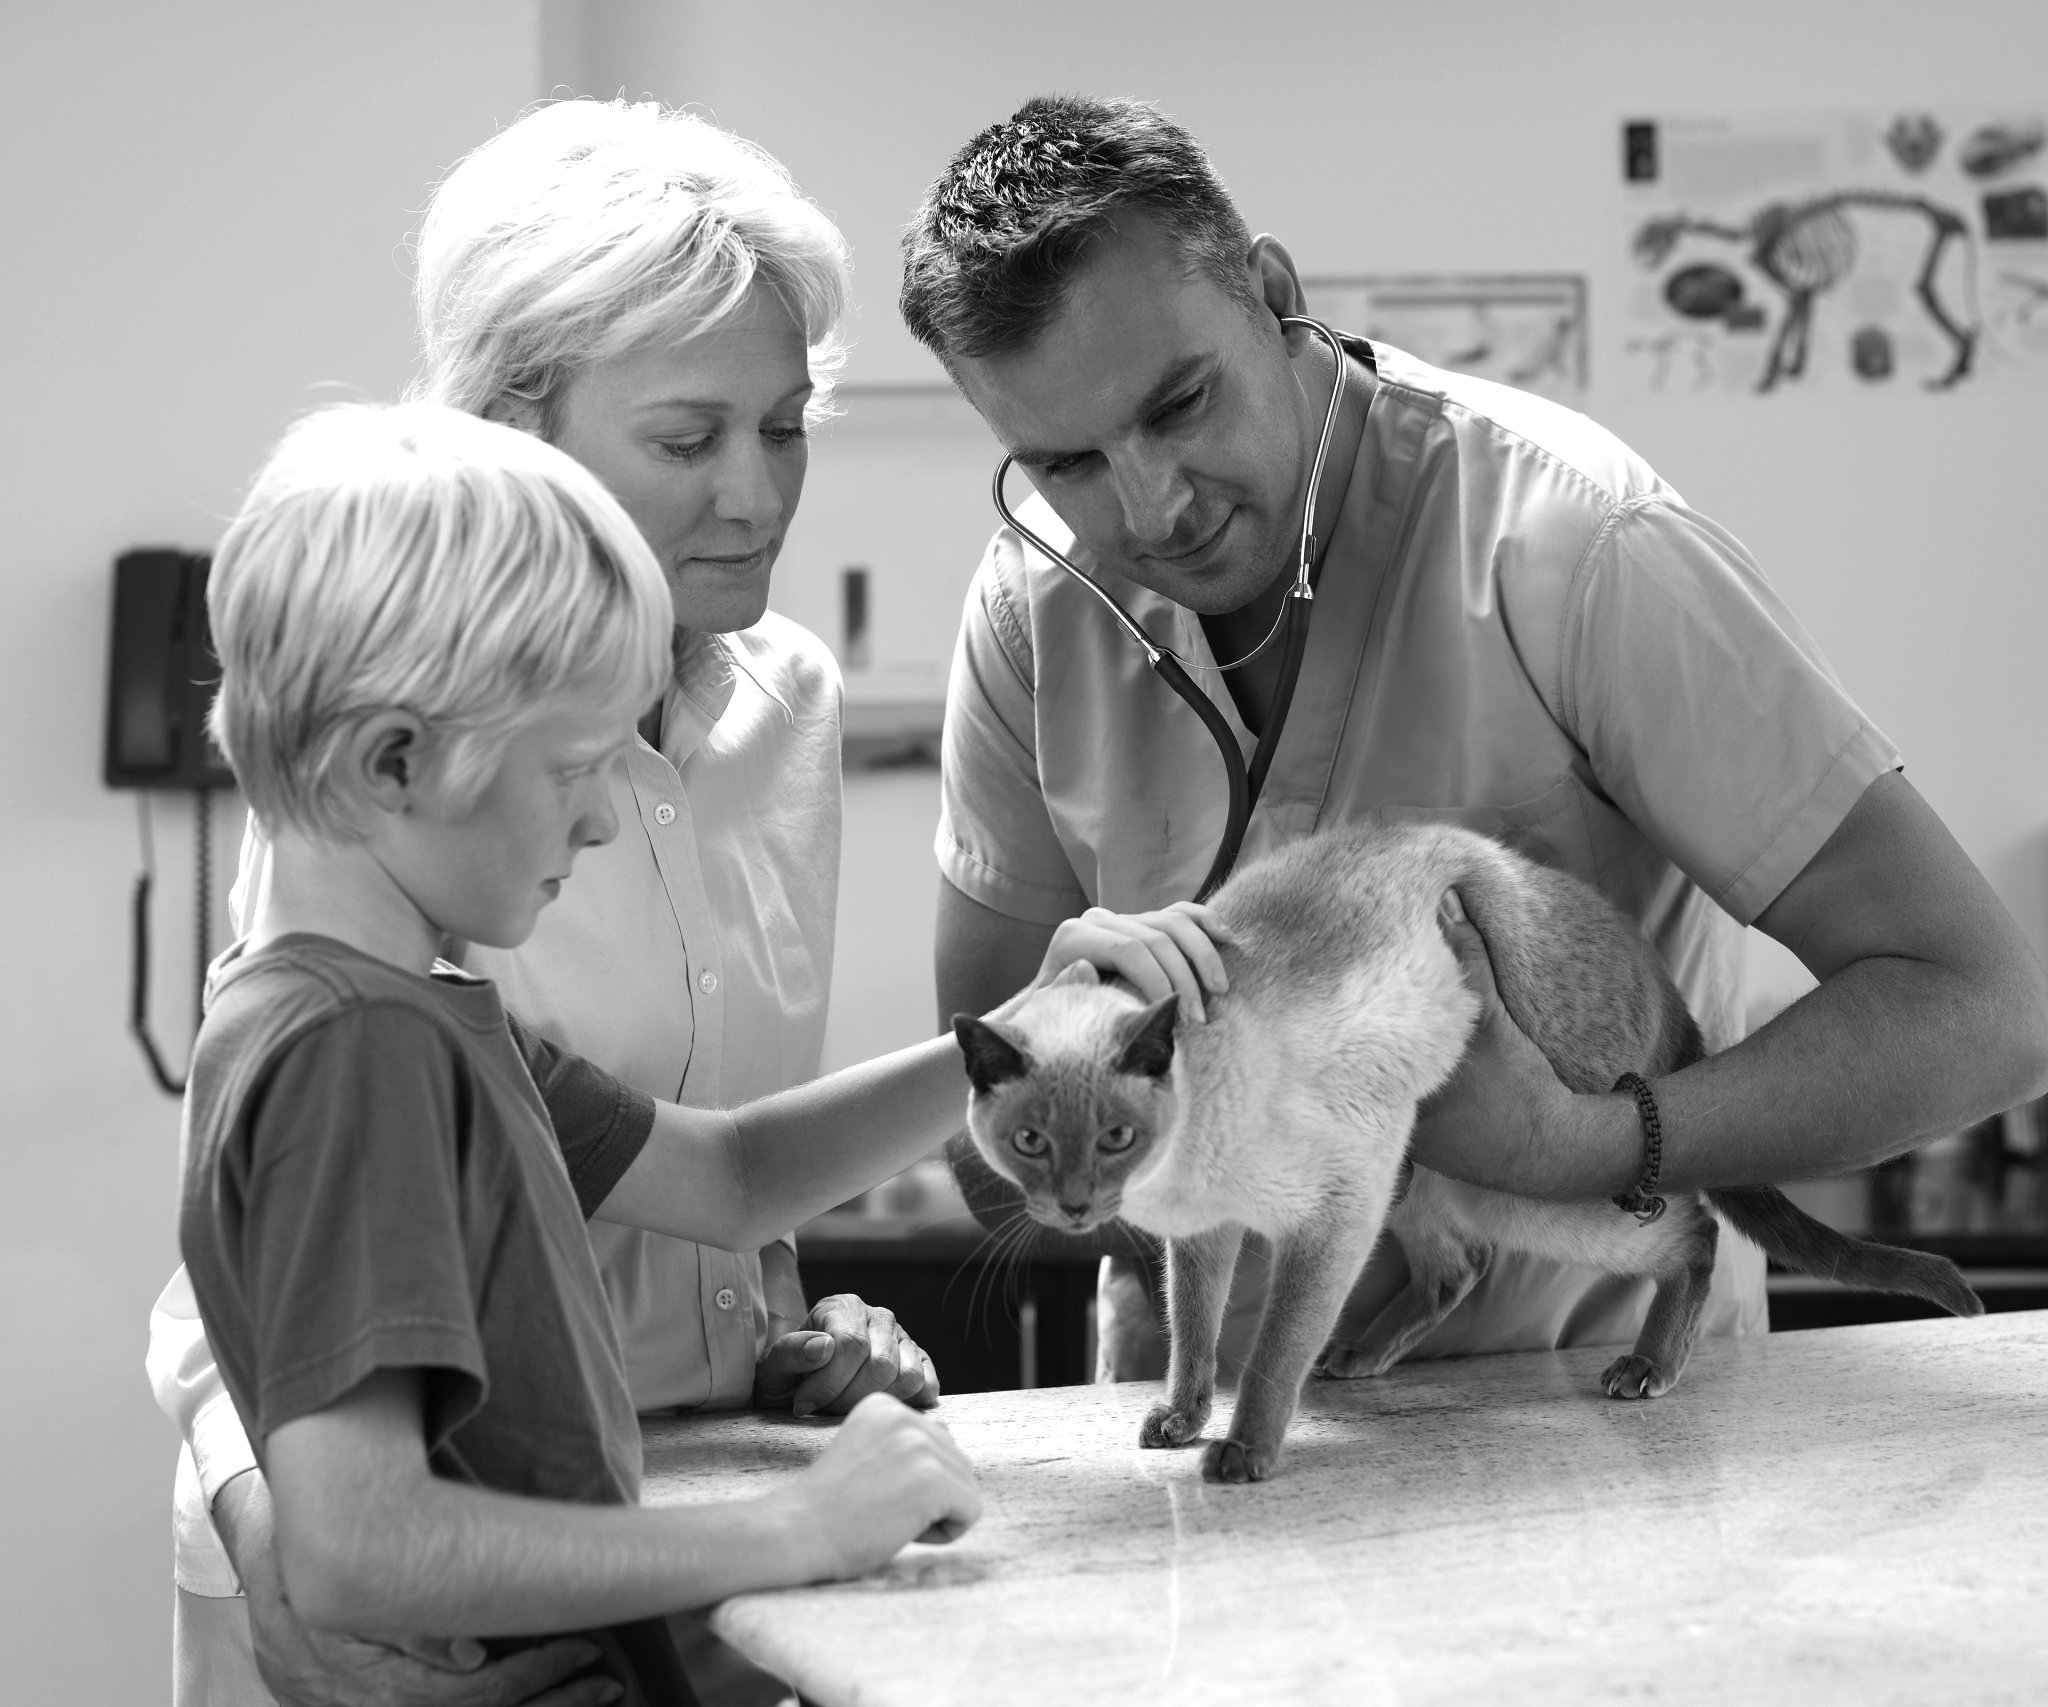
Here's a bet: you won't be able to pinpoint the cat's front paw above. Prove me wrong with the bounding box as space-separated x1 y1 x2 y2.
1202 1436 1278 1483
1139 1395 1211 1449
1600 1354 1680 1400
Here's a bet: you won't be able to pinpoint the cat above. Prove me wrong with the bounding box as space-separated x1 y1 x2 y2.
953 823 1982 1484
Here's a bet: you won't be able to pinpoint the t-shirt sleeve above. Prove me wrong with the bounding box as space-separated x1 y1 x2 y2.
936 547 1091 925
231 1006 487 1451
1562 497 1900 925
505 1012 654 1218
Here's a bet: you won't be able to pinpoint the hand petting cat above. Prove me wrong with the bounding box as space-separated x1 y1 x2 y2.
1031 901 1234 1024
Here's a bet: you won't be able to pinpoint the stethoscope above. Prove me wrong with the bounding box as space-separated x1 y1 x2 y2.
990 315 1352 902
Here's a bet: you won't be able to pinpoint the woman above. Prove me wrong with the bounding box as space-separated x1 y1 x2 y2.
151 99 978 1707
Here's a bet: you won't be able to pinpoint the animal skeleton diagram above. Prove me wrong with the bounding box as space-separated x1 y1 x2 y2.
1633 193 1979 392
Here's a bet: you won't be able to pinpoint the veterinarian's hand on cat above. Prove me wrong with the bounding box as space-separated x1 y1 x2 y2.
1034 902 1233 1023
1410 889 1578 1186
754 1293 940 1418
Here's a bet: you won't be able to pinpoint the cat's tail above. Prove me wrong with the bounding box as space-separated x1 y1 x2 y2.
1707 1186 1984 1317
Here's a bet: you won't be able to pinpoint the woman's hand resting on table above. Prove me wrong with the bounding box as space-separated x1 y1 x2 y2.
753 1292 940 1419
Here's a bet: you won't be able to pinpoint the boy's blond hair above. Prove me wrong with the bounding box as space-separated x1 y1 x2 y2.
413 98 851 431
208 402 671 838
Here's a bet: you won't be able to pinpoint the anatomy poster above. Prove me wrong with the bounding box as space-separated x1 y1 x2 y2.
1619 112 2048 396
1305 275 1588 403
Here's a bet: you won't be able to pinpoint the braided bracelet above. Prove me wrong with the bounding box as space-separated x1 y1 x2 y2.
1611 1071 1667 1224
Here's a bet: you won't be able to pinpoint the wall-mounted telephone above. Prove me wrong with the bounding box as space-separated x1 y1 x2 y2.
103 548 236 790
105 547 232 1094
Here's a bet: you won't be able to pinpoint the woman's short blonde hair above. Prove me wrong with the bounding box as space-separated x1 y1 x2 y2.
413 99 851 428
208 402 671 839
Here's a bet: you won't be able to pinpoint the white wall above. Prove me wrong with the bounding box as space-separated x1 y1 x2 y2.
566 0 2048 1036
0 5 539 1691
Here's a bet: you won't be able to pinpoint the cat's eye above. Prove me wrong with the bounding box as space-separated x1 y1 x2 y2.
1012 1128 1049 1158
1100 1125 1136 1153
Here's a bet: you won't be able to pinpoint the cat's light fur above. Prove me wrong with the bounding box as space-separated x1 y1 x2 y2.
956 824 1980 1483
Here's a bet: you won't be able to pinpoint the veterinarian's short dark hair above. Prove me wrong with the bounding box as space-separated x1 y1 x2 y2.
899 94 1260 364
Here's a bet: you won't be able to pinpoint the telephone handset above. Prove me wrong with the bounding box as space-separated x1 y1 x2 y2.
103 548 236 790
104 548 233 1093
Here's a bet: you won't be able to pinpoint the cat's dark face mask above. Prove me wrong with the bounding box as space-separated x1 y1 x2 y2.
953 993 1180 1233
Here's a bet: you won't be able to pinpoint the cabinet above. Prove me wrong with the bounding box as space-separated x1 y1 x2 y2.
795 1212 1102 1394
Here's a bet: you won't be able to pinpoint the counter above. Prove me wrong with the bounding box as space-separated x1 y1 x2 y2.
642 1310 2048 1706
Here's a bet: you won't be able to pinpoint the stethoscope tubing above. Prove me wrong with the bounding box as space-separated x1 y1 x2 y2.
989 316 1351 902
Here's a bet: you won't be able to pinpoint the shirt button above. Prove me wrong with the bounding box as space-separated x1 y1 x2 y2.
699 970 718 993
653 803 676 826
714 1287 737 1311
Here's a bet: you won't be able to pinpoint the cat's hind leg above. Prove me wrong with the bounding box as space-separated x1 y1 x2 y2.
1318 1177 1488 1380
1140 1223 1243 1451
1207 1207 1383 1483
1318 1226 1489 1380
1601 1204 1718 1400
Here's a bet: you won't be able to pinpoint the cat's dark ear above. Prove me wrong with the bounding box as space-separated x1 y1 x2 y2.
1115 995 1179 1079
952 1014 1031 1095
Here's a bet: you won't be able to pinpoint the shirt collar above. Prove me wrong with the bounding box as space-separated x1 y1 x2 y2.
652 626 738 771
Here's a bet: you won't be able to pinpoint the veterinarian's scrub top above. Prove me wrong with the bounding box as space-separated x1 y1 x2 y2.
938 338 1900 1366
150 615 842 1595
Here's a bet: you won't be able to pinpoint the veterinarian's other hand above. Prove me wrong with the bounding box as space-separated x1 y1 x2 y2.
1410 889 1578 1192
1038 902 1232 1021
754 1293 940 1417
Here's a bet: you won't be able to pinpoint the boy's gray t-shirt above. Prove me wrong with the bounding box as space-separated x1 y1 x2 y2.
178 932 655 1503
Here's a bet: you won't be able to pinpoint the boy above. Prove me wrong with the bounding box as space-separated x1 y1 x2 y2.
183 402 1228 1701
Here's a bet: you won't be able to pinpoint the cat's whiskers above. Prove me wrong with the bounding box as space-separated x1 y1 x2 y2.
949 1204 1046 1352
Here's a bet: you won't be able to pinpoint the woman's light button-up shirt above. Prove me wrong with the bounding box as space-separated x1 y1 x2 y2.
468 615 843 1412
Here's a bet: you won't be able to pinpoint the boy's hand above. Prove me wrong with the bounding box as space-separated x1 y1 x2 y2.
775 1393 982 1580
215 1471 621 1707
1037 902 1233 1022
753 1293 940 1418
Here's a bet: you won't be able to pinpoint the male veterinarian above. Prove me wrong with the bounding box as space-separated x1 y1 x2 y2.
905 94 2048 1378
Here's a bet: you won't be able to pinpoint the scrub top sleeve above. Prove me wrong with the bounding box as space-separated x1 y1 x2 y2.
937 555 1091 926
1564 498 1900 927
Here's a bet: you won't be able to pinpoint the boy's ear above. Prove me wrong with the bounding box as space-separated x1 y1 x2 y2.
1115 995 1179 1079
952 1014 1031 1095
345 711 432 817
484 394 544 436
1050 960 1100 988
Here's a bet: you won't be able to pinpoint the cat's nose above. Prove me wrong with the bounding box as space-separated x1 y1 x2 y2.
1058 1198 1092 1222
